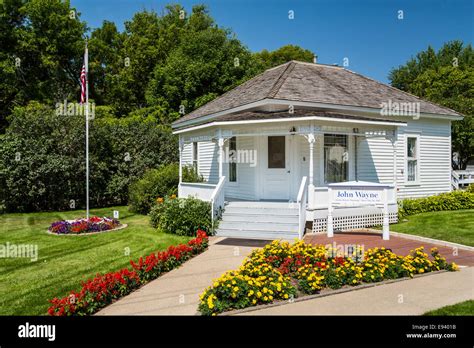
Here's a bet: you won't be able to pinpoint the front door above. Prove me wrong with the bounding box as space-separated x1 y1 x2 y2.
261 135 290 200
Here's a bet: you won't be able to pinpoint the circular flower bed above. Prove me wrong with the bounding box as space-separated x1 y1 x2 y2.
48 216 121 235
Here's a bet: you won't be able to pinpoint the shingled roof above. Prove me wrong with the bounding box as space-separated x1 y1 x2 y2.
172 60 461 127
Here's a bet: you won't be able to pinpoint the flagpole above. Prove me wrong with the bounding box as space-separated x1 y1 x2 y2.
85 40 90 221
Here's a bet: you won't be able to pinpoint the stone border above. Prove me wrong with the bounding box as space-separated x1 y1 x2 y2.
46 224 128 236
219 270 448 316
305 228 474 252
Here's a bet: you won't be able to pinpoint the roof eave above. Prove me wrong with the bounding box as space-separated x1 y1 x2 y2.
171 98 463 131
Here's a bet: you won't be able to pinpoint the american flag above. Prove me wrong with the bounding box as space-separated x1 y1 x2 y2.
80 64 86 104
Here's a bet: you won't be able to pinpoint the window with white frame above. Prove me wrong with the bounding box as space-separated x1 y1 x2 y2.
324 134 348 183
229 137 237 182
406 136 418 182
192 142 198 173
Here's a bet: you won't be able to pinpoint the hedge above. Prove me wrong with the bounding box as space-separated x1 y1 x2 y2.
398 189 474 218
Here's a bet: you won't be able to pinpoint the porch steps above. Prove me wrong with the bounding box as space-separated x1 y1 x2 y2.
215 201 300 240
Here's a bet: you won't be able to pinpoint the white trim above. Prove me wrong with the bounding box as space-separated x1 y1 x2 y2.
172 98 462 130
404 133 420 185
173 115 407 134
227 136 238 186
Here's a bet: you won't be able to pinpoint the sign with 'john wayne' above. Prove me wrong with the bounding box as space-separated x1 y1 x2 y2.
333 189 382 203
328 180 394 206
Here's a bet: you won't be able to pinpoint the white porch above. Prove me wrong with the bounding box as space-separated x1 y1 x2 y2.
176 117 403 239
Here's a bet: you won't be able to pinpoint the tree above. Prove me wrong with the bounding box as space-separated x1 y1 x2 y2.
0 0 87 131
145 5 254 121
253 44 315 71
389 41 474 169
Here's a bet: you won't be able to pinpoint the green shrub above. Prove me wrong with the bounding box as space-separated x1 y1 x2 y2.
399 190 474 218
149 197 212 236
128 164 202 214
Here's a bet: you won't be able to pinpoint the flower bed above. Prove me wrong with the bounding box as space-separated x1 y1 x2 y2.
48 230 208 316
48 216 121 234
198 240 458 315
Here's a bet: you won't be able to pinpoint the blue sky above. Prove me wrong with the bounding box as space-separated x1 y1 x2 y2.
71 0 473 83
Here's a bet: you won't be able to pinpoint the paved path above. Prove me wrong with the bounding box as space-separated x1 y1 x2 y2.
238 266 474 315
97 234 473 316
96 237 257 315
305 231 474 266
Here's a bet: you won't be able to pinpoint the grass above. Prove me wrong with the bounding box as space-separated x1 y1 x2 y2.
0 206 191 315
387 209 474 246
424 300 474 315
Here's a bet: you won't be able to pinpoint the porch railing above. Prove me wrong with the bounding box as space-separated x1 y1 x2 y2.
210 176 226 231
178 182 217 201
178 179 226 232
296 176 308 239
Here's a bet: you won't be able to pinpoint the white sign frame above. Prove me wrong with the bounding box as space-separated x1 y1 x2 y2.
326 181 393 240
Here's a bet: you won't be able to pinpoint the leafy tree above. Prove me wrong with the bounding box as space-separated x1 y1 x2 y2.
253 44 315 71
389 41 473 169
0 0 86 130
145 5 254 120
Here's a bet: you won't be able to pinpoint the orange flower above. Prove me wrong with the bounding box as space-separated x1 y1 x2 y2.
157 197 164 203
170 194 177 199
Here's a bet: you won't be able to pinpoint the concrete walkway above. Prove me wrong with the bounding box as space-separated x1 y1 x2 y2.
238 266 474 315
97 236 473 316
96 237 257 315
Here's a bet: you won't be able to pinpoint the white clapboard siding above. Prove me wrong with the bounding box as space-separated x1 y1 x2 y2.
397 118 452 198
181 143 193 167
197 141 219 184
181 141 218 184
224 136 257 200
357 118 452 199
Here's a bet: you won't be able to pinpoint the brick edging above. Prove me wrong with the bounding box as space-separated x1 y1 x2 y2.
304 229 474 252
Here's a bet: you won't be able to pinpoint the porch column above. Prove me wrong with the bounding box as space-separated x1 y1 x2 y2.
307 133 316 209
218 136 224 179
178 136 183 184
391 130 398 200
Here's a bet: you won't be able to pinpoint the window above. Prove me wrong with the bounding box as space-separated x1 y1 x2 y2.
406 136 418 182
192 142 198 172
229 137 237 182
268 136 285 168
324 134 348 183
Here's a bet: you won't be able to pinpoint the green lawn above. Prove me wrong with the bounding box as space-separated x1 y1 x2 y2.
0 206 190 315
389 209 474 246
424 300 474 315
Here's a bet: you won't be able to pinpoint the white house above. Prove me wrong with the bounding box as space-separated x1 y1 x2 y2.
171 61 463 240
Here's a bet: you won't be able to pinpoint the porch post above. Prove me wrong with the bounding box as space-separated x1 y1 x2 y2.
382 187 390 240
307 132 316 209
391 130 398 199
218 132 224 179
327 187 334 237
178 136 183 184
